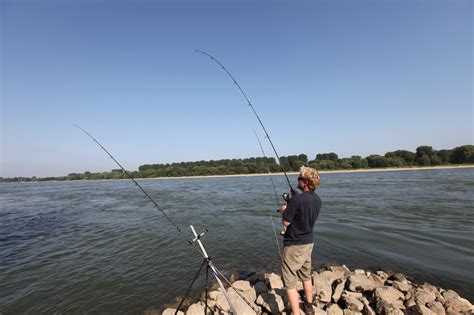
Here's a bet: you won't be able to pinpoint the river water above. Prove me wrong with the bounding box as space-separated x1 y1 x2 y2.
1 168 473 313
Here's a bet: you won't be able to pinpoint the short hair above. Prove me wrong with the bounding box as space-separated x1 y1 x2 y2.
300 166 320 191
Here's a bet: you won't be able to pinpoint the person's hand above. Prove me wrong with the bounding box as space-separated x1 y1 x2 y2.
279 205 287 213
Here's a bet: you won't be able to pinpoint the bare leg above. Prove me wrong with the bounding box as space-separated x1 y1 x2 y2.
287 288 300 314
303 280 313 304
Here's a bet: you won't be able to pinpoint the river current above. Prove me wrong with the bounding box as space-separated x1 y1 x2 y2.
1 168 473 313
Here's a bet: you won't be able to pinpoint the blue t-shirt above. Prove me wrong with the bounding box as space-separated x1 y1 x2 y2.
282 191 322 246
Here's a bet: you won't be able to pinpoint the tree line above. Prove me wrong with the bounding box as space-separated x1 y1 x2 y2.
2 145 473 182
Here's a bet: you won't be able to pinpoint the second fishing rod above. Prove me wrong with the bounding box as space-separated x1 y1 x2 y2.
196 50 297 202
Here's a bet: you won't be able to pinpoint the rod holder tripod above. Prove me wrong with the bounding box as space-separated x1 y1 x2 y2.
175 225 237 314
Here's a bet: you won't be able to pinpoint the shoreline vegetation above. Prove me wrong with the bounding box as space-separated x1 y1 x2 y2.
2 145 473 183
154 265 473 315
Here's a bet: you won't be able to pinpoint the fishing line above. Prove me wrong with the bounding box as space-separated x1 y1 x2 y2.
195 50 295 194
254 131 282 259
74 125 259 313
74 125 203 256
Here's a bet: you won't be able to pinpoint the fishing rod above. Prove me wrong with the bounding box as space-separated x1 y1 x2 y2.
73 125 200 251
195 50 295 195
254 131 282 258
74 125 260 313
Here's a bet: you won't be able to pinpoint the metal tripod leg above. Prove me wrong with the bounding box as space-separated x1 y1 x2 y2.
190 225 238 314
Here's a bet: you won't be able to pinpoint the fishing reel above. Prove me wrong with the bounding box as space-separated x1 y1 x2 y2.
282 192 291 203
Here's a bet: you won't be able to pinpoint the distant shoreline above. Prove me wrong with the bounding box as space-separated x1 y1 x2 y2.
150 164 474 180
4 164 473 183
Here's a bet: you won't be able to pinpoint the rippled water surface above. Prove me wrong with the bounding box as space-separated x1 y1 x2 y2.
1 168 473 313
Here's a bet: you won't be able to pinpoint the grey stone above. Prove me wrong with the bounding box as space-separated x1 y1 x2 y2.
443 296 473 314
419 283 444 303
315 307 327 315
343 310 362 315
185 303 205 315
374 286 405 312
392 280 412 293
256 291 285 314
360 296 376 315
162 309 184 315
354 269 366 276
326 303 344 315
208 290 221 301
426 301 445 315
414 288 436 306
214 289 259 314
329 265 351 280
265 272 284 290
313 273 333 303
346 274 377 292
341 292 364 312
376 270 389 281
391 273 407 283
332 279 346 303
228 280 257 302
320 270 343 286
406 303 436 315
367 274 385 289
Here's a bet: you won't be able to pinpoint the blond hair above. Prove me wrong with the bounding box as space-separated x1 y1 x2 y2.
300 166 320 191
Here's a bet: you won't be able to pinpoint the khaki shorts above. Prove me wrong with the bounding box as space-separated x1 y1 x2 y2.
281 243 314 289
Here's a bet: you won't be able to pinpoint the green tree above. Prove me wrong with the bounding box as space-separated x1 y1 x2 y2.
316 152 338 161
385 150 415 165
298 154 308 164
436 149 452 163
451 145 474 164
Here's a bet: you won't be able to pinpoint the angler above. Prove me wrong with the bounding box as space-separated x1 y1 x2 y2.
197 53 323 315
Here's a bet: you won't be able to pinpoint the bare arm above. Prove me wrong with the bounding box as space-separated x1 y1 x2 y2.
280 205 291 227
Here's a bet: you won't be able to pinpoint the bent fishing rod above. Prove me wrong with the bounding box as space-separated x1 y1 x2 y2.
195 50 295 194
73 125 201 251
74 125 259 313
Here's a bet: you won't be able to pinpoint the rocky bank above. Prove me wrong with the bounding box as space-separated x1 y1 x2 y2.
157 265 473 315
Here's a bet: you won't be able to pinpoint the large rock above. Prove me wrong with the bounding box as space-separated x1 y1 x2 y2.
313 272 333 303
360 296 376 315
419 283 444 303
346 274 377 292
185 303 205 315
214 289 259 314
392 280 412 293
161 309 184 315
343 310 362 315
256 291 285 313
329 265 351 280
374 286 405 313
390 273 407 283
265 272 284 290
442 290 473 315
426 301 445 315
228 280 257 302
326 303 344 315
367 274 385 289
332 279 346 303
414 288 436 306
405 303 436 315
376 270 389 281
319 269 346 285
315 307 327 315
208 290 220 301
341 291 364 312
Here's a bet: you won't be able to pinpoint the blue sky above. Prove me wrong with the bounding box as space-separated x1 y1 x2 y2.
1 0 472 177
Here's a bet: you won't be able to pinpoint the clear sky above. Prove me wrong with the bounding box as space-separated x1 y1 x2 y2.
1 0 472 177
